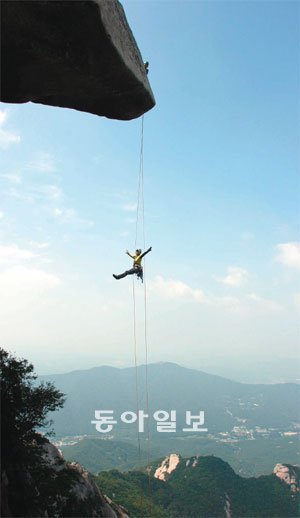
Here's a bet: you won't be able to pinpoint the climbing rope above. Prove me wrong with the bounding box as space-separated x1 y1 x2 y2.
132 115 144 470
140 119 151 490
132 276 142 463
134 115 143 250
132 115 152 501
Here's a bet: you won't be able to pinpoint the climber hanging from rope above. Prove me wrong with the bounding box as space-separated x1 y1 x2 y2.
113 247 152 283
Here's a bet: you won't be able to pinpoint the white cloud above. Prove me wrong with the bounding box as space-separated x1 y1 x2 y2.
208 294 242 313
0 211 4 220
293 293 300 313
0 110 21 148
149 275 206 303
276 242 300 270
247 293 284 314
53 207 94 228
29 241 50 250
148 275 284 317
5 187 35 203
5 183 63 204
0 265 60 311
38 184 62 201
1 173 22 184
0 244 36 265
0 240 59 312
216 266 249 287
122 203 137 212
53 207 76 220
1 152 55 188
27 152 56 173
206 293 283 316
0 128 21 148
0 110 7 125
0 265 60 292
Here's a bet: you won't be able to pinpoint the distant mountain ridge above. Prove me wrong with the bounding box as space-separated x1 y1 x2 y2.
40 362 300 437
60 436 299 478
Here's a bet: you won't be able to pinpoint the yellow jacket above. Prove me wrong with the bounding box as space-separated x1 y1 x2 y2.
127 247 152 267
127 251 143 267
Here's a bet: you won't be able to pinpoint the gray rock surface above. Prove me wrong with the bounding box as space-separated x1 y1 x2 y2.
1 437 130 517
1 0 155 120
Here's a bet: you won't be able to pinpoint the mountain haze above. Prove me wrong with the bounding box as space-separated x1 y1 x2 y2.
41 362 299 436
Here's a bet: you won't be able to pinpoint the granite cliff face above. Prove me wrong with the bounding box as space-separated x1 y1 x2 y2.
154 453 180 481
274 463 299 492
2 437 129 517
1 0 155 120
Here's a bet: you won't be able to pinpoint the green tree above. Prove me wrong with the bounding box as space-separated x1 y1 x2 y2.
1 347 65 469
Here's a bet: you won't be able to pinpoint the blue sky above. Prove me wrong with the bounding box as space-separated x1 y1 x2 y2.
0 0 299 376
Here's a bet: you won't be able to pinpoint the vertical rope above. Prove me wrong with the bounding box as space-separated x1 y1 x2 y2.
132 115 143 477
134 116 144 250
132 277 142 465
132 115 151 510
140 117 151 490
132 115 144 512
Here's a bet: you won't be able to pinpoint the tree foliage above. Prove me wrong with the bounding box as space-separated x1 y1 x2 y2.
95 456 300 517
0 347 65 469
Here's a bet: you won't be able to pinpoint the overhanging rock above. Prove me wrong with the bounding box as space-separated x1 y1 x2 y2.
1 0 155 120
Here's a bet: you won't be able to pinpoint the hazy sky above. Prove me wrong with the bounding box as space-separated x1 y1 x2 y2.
0 0 299 375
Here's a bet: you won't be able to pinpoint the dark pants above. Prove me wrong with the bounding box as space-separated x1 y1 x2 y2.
114 266 143 281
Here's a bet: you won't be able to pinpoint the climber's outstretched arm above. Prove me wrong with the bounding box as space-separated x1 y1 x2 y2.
140 246 152 259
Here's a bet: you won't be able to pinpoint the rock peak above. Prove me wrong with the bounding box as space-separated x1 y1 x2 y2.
154 453 181 482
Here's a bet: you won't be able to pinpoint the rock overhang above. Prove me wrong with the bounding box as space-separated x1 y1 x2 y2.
1 0 155 120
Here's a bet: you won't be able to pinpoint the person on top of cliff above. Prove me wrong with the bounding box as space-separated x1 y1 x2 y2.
113 247 152 283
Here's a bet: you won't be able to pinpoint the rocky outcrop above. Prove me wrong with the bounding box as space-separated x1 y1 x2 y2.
2 437 129 517
224 492 232 518
1 0 155 120
154 454 205 482
40 439 65 471
274 463 299 493
154 453 180 481
102 494 129 518
68 461 129 516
